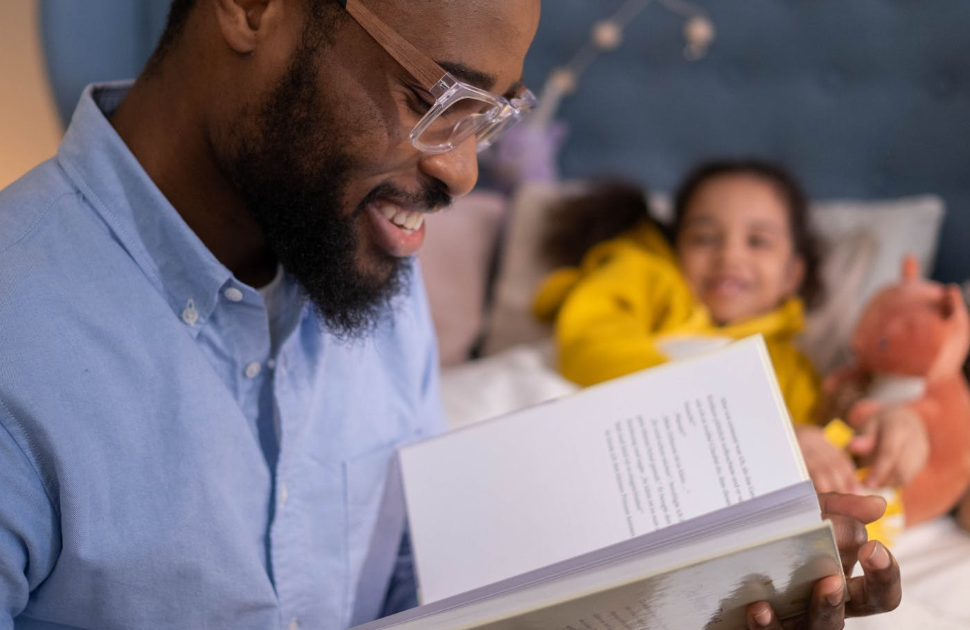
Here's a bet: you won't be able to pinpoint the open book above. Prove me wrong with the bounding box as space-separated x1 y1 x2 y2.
357 336 841 630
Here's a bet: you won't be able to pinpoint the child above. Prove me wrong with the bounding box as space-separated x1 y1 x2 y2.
535 159 823 424
534 159 865 495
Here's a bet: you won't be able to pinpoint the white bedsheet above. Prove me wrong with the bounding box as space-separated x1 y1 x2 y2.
440 342 970 629
850 517 970 629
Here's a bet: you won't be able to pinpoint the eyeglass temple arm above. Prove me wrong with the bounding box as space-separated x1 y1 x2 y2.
339 0 447 91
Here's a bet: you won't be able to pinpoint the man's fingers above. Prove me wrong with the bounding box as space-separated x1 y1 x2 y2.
818 492 886 525
746 575 848 630
745 601 784 629
805 574 846 630
845 540 902 618
827 513 870 576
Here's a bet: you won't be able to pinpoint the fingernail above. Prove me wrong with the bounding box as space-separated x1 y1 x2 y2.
867 542 891 570
825 584 844 606
753 605 772 627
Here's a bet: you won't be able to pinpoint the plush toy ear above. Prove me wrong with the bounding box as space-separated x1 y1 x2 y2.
901 253 920 281
928 284 970 381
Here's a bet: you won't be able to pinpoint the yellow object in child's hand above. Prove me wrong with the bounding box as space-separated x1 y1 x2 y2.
821 419 905 547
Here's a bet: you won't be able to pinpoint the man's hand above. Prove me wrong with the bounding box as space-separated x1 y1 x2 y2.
744 493 901 629
848 405 929 488
796 425 860 494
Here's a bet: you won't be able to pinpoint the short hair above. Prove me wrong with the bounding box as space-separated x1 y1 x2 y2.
144 0 197 75
671 158 824 309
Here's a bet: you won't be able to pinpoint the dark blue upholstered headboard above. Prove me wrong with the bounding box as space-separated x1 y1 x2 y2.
40 1 171 122
521 0 970 283
40 0 970 281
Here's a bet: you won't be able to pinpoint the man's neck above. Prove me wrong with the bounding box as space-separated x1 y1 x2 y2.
109 69 278 287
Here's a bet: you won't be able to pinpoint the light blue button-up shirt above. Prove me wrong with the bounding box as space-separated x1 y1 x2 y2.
0 83 443 629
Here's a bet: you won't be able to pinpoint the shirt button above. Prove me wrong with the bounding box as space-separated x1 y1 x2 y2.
224 287 244 302
280 483 289 507
267 358 277 370
244 362 261 379
289 619 299 630
181 299 199 326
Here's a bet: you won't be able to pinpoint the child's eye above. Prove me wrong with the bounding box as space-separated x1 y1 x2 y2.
748 234 773 248
688 232 717 246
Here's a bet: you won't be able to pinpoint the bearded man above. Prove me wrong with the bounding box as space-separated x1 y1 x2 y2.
0 1 900 628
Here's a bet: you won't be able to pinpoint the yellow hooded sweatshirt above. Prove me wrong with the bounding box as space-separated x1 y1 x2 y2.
534 222 820 426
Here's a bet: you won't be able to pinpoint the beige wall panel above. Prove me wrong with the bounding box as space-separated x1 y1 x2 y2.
0 0 63 189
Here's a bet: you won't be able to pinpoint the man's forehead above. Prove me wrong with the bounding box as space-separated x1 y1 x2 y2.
373 0 539 94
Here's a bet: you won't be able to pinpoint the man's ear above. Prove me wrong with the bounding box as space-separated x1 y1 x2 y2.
215 0 271 54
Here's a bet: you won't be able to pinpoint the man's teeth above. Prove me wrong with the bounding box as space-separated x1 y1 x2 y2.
378 204 425 232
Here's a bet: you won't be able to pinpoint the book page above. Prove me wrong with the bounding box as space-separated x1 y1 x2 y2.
402 336 808 603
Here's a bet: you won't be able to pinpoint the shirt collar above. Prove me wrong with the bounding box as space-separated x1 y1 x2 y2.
56 81 234 337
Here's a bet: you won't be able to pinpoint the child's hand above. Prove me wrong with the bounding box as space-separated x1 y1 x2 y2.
797 425 860 494
848 405 929 488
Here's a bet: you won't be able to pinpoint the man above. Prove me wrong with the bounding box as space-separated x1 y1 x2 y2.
0 0 899 628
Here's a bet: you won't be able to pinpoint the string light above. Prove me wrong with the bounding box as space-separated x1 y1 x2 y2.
530 0 715 129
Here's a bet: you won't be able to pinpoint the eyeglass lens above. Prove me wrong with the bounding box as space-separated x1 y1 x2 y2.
414 97 502 149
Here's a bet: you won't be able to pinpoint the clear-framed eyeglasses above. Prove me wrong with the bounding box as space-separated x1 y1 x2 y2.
338 0 538 154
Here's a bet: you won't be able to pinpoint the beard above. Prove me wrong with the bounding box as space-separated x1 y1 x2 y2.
220 27 449 340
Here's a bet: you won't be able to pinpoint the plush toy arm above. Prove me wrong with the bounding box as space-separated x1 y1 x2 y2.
900 394 970 525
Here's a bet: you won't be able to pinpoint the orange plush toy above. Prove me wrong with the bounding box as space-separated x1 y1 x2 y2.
824 255 970 526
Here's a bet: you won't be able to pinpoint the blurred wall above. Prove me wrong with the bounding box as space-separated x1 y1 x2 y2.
0 0 63 189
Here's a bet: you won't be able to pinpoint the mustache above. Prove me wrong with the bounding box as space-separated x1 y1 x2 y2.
354 180 453 217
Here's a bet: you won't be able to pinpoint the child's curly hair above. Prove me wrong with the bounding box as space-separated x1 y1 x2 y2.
540 160 824 309
540 179 659 268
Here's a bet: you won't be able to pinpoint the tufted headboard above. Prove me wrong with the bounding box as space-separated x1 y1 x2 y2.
520 0 970 283
41 0 970 281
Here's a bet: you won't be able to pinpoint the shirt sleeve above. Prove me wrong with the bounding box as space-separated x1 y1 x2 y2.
555 246 698 386
0 408 60 625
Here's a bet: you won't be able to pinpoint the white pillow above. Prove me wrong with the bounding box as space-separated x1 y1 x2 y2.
480 181 588 356
418 191 507 366
481 181 945 376
800 195 945 372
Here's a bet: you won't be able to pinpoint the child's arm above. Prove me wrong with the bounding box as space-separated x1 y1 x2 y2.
555 245 695 386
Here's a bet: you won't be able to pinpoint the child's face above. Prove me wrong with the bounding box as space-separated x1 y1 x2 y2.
676 174 805 326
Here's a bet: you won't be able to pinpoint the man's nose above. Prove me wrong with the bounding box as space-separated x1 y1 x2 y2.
417 135 479 198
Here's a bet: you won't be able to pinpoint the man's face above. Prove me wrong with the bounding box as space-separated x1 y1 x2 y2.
217 0 540 338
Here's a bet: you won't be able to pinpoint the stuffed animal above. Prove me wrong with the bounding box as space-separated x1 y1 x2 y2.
823 255 970 526
959 490 970 531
